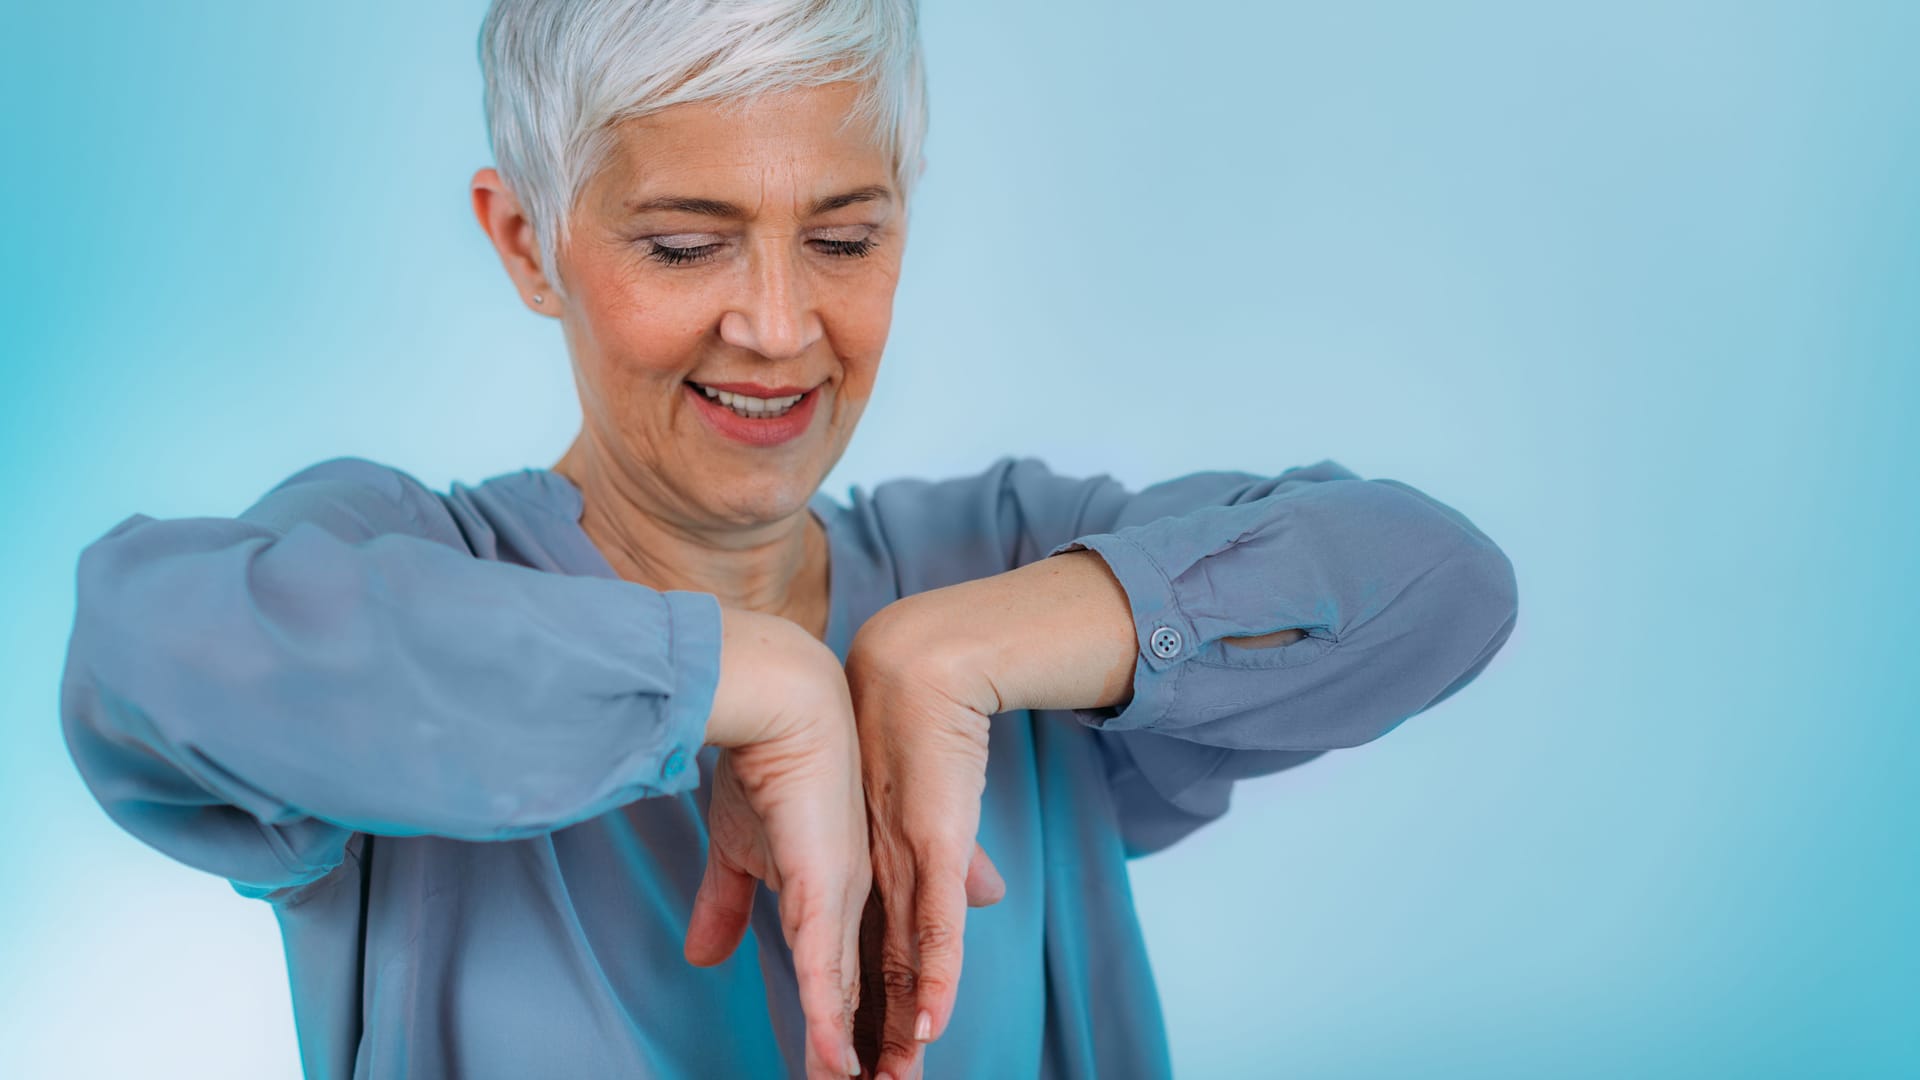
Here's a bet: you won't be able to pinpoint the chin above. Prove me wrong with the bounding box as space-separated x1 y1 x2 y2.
700 475 814 525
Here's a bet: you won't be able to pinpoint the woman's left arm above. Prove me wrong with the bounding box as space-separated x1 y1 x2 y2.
848 456 1519 1075
945 455 1518 732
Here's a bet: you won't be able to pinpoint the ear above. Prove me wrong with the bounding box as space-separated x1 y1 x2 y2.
470 167 559 315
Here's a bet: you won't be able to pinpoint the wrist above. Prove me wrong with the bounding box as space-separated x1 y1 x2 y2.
707 607 843 748
848 591 1005 717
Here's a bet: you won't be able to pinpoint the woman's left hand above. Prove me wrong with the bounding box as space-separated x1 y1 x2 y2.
844 551 1140 1079
843 599 1010 1080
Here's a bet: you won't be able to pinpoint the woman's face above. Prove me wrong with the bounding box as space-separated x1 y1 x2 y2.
552 82 905 532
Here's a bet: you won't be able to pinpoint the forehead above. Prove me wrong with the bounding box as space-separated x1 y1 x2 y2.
591 83 893 208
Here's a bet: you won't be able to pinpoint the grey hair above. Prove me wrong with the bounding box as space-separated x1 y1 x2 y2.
478 0 927 301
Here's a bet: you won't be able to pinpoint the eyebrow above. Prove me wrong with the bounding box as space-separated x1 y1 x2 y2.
623 184 893 219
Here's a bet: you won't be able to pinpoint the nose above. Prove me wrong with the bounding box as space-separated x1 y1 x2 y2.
718 243 824 360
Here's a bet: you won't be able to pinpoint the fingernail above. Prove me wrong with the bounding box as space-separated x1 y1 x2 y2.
914 1009 932 1041
843 1043 861 1075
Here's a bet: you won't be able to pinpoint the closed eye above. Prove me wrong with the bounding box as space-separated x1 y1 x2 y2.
646 241 721 266
812 237 875 258
644 237 875 265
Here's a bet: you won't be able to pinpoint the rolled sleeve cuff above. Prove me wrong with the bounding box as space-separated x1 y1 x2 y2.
641 588 723 798
1046 531 1192 733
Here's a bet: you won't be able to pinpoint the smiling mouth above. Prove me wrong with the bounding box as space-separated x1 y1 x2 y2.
685 380 813 419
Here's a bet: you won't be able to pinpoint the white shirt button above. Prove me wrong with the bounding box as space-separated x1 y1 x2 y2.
1150 626 1183 659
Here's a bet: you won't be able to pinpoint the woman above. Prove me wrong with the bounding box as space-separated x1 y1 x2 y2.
59 1 1519 1077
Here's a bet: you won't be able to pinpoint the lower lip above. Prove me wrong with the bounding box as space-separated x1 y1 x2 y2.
685 382 822 447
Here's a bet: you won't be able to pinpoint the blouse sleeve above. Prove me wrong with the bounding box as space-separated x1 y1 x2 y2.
954 455 1518 856
58 457 722 899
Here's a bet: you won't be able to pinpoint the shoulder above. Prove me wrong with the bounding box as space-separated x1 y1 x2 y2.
269 455 437 505
244 455 458 544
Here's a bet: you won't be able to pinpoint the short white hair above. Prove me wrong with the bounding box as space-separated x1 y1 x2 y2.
478 0 927 300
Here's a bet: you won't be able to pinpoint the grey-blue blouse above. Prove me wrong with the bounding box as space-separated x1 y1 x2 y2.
60 454 1518 1078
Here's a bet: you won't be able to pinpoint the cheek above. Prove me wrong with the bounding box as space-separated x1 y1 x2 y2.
827 280 899 378
580 287 716 388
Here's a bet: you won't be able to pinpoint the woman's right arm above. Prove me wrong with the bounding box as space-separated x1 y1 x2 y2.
61 456 724 895
62 456 870 1077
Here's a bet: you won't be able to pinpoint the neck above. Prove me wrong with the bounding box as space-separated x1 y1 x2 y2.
552 436 830 642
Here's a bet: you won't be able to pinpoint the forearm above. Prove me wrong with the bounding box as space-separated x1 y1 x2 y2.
872 550 1136 714
877 551 1312 717
66 509 720 846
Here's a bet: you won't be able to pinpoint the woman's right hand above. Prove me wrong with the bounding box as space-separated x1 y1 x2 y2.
686 607 870 1079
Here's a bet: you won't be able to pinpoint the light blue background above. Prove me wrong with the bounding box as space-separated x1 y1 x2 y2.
3 2 1915 1076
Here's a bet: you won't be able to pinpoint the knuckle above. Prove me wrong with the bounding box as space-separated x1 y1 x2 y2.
880 1037 919 1062
871 859 909 893
915 921 956 957
870 829 913 865
817 954 845 998
914 972 952 1001
921 835 974 871
880 962 918 999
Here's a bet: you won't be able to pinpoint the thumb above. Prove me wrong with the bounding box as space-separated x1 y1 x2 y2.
684 845 757 966
963 841 1005 908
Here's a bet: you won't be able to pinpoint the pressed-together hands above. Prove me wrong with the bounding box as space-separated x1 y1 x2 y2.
688 552 1142 1079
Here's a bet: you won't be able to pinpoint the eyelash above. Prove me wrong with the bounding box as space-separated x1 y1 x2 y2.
644 237 876 266
816 238 876 259
646 242 715 266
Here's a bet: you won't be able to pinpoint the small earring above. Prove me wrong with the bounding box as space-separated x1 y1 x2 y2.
532 293 545 305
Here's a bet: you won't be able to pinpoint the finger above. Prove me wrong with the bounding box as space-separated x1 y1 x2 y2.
911 842 972 1046
843 867 870 1071
884 1035 929 1080
802 1016 859 1080
683 847 756 967
874 844 924 1080
963 842 1005 908
802 1017 859 1080
786 876 862 1078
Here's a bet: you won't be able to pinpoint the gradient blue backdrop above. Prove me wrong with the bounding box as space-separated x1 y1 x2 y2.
3 2 1914 1076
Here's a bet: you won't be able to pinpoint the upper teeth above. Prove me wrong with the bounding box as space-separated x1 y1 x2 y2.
696 384 805 414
